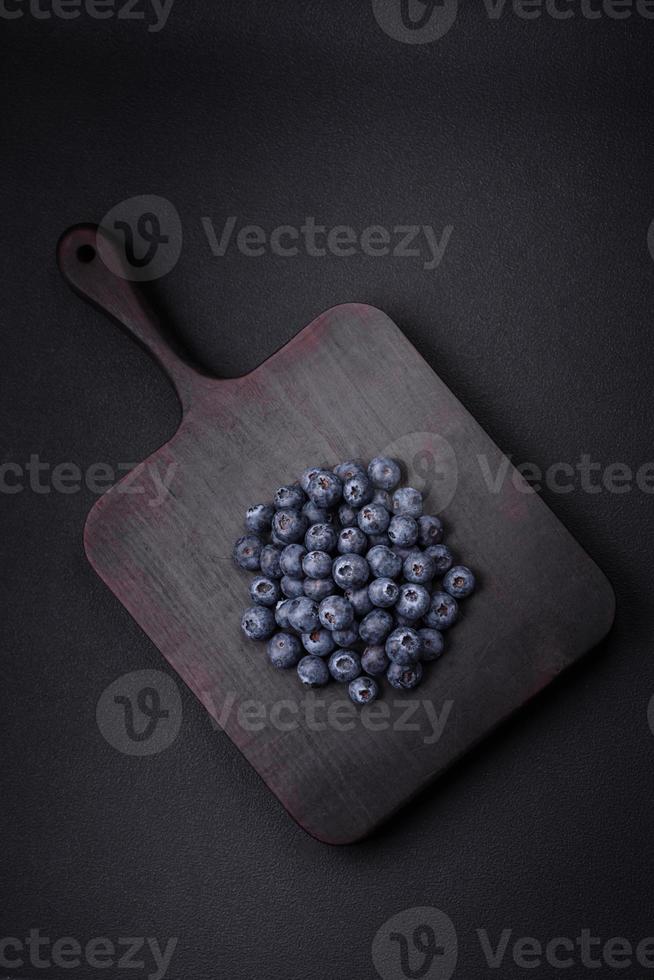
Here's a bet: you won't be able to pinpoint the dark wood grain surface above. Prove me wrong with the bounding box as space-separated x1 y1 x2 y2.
57 225 615 844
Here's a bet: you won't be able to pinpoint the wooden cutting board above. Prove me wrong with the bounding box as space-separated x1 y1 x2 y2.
58 224 615 844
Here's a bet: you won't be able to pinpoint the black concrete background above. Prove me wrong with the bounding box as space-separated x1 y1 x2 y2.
2 2 654 978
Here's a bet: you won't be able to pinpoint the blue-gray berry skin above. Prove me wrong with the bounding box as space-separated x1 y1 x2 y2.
443 565 476 599
280 543 307 577
241 605 276 641
249 576 281 607
259 544 282 579
271 530 287 549
418 514 443 547
368 456 402 491
372 488 393 510
305 523 338 553
425 543 454 576
387 514 419 548
233 534 262 571
297 655 330 688
357 502 391 536
274 599 293 630
337 527 368 555
395 612 422 628
332 625 360 648
391 544 414 562
334 460 367 483
418 628 445 661
392 486 423 518
300 466 323 493
349 675 379 705
367 533 391 549
385 627 422 665
274 484 306 511
245 503 274 534
328 649 362 683
396 583 430 620
343 473 373 508
345 585 373 618
387 661 423 690
338 504 358 527
367 544 402 579
303 577 336 601
319 595 354 631
267 632 302 669
302 500 329 526
280 575 305 599
302 550 333 579
361 645 389 676
307 470 343 508
332 554 370 590
368 577 400 608
272 509 308 544
425 591 459 629
403 550 435 585
359 608 394 644
301 628 336 657
287 596 320 633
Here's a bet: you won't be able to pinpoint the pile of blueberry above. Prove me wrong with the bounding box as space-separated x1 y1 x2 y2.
233 457 476 705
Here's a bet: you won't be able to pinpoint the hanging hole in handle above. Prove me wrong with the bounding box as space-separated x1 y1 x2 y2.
77 244 96 263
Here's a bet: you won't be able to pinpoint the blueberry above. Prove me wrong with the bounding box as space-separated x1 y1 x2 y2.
387 662 423 690
343 474 373 507
337 527 368 555
305 523 338 553
372 489 393 510
349 675 379 705
385 627 422 665
280 575 305 599
387 515 419 548
391 545 414 561
332 554 370 590
319 595 354 631
361 645 389 676
249 576 281 607
395 583 430 620
357 502 391 536
392 486 423 518
245 503 274 534
300 466 323 493
359 608 394 644
418 514 443 547
367 544 402 579
418 628 445 661
334 459 367 482
303 577 336 601
274 599 293 630
368 577 400 608
267 632 302 669
297 655 330 688
301 628 336 657
345 585 374 618
259 544 282 579
272 509 308 544
443 565 476 599
273 484 305 511
425 543 454 575
368 456 401 491
241 605 276 641
271 531 287 548
425 591 459 629
307 470 343 508
332 625 360 647
395 612 422 628
280 543 307 577
233 534 262 571
338 504 358 527
302 550 333 579
302 500 329 525
287 596 320 633
403 550 435 585
328 649 362 683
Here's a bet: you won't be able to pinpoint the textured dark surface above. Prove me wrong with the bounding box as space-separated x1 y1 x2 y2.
2 0 654 977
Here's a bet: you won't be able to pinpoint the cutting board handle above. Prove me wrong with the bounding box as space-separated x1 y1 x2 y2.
57 224 198 409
